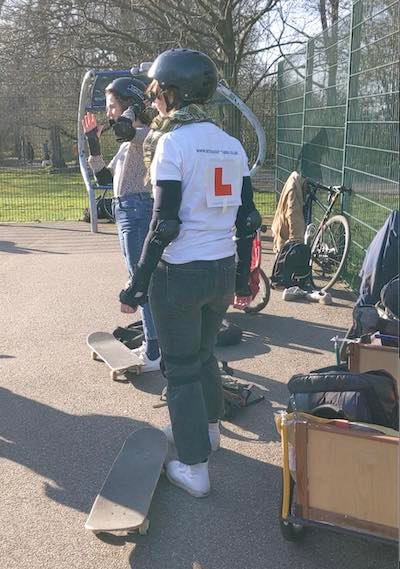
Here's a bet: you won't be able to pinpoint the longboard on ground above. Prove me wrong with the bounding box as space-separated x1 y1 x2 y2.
85 427 168 536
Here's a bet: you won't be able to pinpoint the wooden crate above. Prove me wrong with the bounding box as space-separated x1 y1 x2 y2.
294 420 398 541
348 342 399 387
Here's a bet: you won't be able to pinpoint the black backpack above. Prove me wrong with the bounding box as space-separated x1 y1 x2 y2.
287 365 399 429
271 239 311 289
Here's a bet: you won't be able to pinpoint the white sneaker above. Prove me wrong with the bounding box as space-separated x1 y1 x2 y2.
306 290 333 305
166 460 210 497
282 286 307 301
131 344 145 358
136 350 161 373
163 422 220 451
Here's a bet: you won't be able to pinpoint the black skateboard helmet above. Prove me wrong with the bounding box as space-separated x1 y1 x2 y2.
147 48 218 105
105 77 146 115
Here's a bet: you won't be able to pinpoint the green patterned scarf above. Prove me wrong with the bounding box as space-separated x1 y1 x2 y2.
143 104 214 177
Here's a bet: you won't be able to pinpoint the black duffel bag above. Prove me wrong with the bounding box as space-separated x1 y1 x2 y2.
114 318 242 350
287 364 398 429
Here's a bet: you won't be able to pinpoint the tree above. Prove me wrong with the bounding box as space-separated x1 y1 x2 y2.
1 0 302 141
0 0 307 161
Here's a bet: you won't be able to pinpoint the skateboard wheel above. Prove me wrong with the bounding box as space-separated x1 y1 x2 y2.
91 351 98 360
138 518 150 535
111 371 118 381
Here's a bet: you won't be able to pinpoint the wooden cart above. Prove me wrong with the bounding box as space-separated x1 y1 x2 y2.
348 341 399 386
276 412 399 544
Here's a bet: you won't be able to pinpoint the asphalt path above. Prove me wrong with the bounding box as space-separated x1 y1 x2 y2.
1 222 397 569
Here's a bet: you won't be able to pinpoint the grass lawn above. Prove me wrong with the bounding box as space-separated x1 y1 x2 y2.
0 169 88 222
0 167 278 222
254 190 277 216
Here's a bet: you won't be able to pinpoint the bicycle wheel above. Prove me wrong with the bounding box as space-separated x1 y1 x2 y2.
103 196 115 222
244 268 271 314
311 214 350 291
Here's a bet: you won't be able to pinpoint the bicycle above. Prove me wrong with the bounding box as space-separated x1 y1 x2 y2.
304 179 351 291
241 224 271 314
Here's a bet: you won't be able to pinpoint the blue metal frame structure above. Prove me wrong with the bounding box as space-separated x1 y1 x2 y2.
78 66 266 233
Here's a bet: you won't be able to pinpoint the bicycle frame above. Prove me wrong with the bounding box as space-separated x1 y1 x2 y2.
304 181 346 231
249 229 262 298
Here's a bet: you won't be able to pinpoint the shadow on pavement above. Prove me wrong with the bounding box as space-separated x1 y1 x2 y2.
224 312 347 355
123 447 397 569
0 240 66 255
0 387 149 513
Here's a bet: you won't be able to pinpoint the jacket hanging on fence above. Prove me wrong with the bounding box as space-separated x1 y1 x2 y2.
271 171 305 253
357 209 399 306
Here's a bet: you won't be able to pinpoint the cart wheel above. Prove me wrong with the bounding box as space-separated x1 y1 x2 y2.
139 518 150 535
279 475 305 542
280 519 305 542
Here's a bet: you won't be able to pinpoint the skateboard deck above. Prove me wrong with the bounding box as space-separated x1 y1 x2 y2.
87 331 143 380
85 428 168 535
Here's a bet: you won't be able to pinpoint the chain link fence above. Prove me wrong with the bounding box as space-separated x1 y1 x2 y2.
276 0 399 289
0 88 276 223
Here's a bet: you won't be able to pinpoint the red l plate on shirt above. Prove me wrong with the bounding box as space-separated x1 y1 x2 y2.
214 167 232 196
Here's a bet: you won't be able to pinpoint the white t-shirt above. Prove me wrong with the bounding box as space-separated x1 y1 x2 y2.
150 122 250 264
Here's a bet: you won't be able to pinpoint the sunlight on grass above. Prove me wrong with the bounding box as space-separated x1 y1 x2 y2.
0 169 88 221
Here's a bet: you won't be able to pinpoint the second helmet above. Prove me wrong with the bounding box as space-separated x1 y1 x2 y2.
105 77 146 116
148 48 218 105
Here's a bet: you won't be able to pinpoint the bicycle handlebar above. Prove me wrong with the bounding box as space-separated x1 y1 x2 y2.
306 178 351 194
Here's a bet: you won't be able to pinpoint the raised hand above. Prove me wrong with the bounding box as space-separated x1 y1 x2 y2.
82 112 104 137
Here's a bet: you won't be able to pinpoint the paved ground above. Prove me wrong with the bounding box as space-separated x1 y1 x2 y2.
1 221 397 569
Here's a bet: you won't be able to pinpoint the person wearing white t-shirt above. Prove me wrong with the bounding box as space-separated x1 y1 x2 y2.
120 49 261 497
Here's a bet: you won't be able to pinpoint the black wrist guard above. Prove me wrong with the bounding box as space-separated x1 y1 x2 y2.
119 266 151 308
85 128 101 156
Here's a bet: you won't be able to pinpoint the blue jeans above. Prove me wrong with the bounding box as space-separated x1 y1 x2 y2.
114 193 157 341
149 256 235 464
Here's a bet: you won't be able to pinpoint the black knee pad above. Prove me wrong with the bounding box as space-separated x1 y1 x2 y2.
168 371 202 388
162 351 202 387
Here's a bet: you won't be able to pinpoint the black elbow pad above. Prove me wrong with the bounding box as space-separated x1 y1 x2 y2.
238 208 262 238
245 209 262 234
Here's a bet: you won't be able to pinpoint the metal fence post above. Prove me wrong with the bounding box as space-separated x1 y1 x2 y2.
77 70 98 233
341 0 355 214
